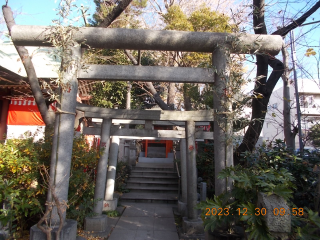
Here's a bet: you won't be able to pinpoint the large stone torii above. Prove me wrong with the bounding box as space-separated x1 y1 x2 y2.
10 25 282 239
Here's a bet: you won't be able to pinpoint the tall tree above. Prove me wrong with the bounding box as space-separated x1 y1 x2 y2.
234 0 320 165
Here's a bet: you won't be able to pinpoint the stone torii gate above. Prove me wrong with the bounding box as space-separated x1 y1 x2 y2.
9 25 282 239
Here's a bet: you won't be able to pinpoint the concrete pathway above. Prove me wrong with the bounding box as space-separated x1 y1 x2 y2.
108 202 179 240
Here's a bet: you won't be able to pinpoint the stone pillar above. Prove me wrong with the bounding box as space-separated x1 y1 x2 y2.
199 182 207 202
145 120 153 130
129 141 137 166
212 48 233 196
182 121 203 234
186 121 197 220
124 140 130 162
178 138 187 216
118 138 125 161
31 45 81 240
50 45 81 224
103 134 120 211
84 118 111 234
0 99 9 141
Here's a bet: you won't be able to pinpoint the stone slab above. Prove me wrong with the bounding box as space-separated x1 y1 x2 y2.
138 157 174 163
154 217 177 232
257 193 291 234
103 198 118 211
122 205 155 217
154 207 174 218
30 219 77 240
106 202 179 240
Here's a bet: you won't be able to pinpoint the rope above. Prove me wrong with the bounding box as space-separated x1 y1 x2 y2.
55 108 76 115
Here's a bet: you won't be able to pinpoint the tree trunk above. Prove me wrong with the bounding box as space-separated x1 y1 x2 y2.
123 50 171 110
183 85 192 111
126 81 131 110
167 82 175 110
145 82 170 110
98 0 134 27
234 57 284 165
282 45 295 150
272 0 320 37
234 0 320 164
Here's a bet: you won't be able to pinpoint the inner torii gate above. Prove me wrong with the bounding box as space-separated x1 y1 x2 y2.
9 25 282 239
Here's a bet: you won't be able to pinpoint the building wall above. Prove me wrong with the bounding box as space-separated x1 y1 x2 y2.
262 79 320 149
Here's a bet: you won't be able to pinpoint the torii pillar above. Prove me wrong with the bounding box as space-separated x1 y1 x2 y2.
103 125 120 211
84 118 112 234
182 120 203 233
178 138 188 216
213 48 233 196
30 45 81 240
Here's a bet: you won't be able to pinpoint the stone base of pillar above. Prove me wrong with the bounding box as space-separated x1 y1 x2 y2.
84 215 108 233
182 217 204 235
30 219 77 240
103 198 118 211
178 201 187 217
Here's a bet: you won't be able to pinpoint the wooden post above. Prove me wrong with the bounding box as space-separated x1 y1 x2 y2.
145 139 148 157
0 99 9 141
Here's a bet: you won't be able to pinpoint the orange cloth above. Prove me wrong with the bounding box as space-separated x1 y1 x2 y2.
7 98 45 126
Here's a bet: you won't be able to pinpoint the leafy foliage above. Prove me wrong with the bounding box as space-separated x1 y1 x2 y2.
196 142 215 197
102 210 120 217
0 138 46 238
292 208 320 240
0 133 99 237
197 139 320 239
90 81 128 108
242 140 320 209
309 124 320 147
115 161 131 193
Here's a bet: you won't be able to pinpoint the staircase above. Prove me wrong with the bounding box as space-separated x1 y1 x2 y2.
120 162 179 203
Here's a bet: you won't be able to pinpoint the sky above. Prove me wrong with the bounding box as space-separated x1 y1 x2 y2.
1 0 320 85
2 0 95 26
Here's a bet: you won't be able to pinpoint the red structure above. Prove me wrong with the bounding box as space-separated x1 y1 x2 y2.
141 125 173 158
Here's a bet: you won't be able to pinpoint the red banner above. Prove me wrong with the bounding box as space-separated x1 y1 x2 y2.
7 98 55 126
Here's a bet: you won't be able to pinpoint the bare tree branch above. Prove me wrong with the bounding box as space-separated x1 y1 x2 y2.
234 0 320 163
123 49 170 110
2 5 54 126
98 0 133 28
272 0 320 36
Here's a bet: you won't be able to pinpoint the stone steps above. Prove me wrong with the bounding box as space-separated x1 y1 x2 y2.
127 186 178 193
127 180 178 188
120 192 178 203
128 175 178 181
130 170 177 176
146 147 166 158
121 162 179 203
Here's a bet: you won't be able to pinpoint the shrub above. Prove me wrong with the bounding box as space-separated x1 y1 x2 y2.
0 138 46 238
115 161 131 193
242 140 320 209
197 140 320 239
0 133 100 236
196 142 215 198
